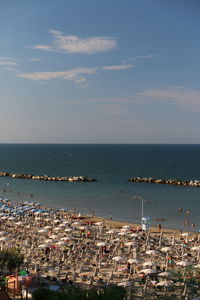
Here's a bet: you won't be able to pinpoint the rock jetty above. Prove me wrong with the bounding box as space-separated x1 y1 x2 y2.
128 177 200 187
0 171 97 182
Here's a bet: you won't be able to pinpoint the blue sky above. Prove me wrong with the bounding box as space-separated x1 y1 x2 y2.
0 0 200 143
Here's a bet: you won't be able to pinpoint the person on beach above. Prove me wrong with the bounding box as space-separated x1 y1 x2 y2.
158 223 162 231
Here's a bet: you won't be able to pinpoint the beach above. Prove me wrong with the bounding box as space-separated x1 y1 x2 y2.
1 198 200 299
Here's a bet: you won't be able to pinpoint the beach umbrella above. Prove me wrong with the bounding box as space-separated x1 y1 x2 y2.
161 247 171 253
0 231 8 236
49 234 58 239
60 236 71 241
62 220 70 224
53 227 63 231
44 226 52 229
38 244 49 248
0 236 10 241
56 241 67 246
117 281 132 287
157 280 173 287
38 229 48 234
127 258 142 264
58 223 66 227
142 261 157 267
65 228 72 232
118 232 126 236
95 222 103 226
53 219 60 222
146 250 158 255
8 216 16 220
176 261 192 267
122 225 131 230
107 229 116 234
112 256 126 262
125 241 135 246
191 246 200 251
44 218 51 222
97 242 107 247
44 239 54 244
129 233 139 237
79 226 86 230
158 271 174 277
141 268 157 274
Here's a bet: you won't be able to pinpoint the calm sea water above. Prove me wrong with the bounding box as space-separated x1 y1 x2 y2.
0 144 200 231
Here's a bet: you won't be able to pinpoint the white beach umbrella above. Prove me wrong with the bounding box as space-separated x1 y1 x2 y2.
15 222 23 226
146 250 158 255
0 231 8 236
141 268 157 274
53 227 63 231
117 281 132 287
44 218 51 222
79 226 86 230
38 244 49 248
49 234 58 239
8 216 16 220
158 271 174 277
194 264 200 269
127 258 142 264
62 220 70 224
95 222 103 226
56 240 67 246
61 236 71 241
122 225 131 230
157 280 173 287
107 229 116 234
58 223 66 227
97 242 107 247
44 226 52 229
38 229 48 234
176 261 192 267
65 228 72 232
181 232 191 237
53 219 60 223
161 247 171 253
112 256 126 262
0 236 10 241
125 241 135 246
129 233 139 237
44 239 54 244
191 246 200 251
142 261 157 267
118 232 126 236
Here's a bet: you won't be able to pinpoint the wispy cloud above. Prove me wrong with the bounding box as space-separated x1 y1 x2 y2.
138 87 200 111
33 30 117 54
0 57 18 66
27 58 42 62
18 67 97 87
123 54 158 64
98 104 131 115
101 64 133 71
17 62 134 87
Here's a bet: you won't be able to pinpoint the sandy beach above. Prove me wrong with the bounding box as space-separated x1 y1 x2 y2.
0 198 200 299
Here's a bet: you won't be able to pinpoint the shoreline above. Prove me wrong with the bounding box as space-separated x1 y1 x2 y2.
82 214 194 235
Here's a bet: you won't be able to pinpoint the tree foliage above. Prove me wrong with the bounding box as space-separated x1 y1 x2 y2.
0 248 24 275
32 285 126 300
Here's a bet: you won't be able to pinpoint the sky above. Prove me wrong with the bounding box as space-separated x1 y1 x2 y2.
0 0 200 143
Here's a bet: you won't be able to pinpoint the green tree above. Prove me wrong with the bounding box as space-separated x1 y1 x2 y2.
0 248 24 275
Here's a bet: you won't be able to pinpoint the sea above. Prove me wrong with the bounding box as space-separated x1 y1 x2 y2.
0 144 200 232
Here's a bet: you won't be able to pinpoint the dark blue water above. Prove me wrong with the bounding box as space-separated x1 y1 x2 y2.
0 144 200 231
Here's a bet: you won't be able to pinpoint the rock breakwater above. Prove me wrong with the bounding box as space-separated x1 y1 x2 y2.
0 171 97 182
128 177 200 187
